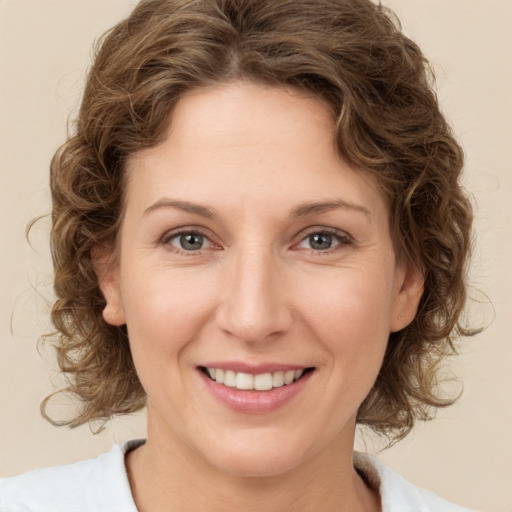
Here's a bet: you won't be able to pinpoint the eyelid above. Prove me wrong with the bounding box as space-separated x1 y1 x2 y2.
293 226 354 251
159 225 353 255
170 232 212 250
161 228 207 244
160 226 221 253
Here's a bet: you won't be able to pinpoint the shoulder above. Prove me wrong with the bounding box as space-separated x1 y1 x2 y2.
354 452 479 512
0 440 143 512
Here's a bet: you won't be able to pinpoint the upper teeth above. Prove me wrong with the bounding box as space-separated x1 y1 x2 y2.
206 368 305 391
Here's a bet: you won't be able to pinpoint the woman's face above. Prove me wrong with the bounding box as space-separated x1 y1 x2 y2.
100 81 422 477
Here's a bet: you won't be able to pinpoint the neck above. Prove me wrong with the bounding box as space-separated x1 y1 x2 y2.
126 414 380 512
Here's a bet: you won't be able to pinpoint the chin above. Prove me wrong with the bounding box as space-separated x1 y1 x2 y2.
210 449 304 479
196 428 321 479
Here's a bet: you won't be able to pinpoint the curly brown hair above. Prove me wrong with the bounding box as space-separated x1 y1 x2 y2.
45 0 474 441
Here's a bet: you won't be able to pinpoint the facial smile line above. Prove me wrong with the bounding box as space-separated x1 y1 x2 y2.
201 367 314 391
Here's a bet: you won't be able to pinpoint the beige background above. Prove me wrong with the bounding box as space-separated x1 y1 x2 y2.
1 1 511 510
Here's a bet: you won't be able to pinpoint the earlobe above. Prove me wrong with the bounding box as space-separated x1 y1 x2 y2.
92 246 126 327
102 298 126 327
390 262 424 332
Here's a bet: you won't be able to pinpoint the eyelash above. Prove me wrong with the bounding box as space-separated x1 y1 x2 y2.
160 227 353 255
294 227 353 254
161 228 216 256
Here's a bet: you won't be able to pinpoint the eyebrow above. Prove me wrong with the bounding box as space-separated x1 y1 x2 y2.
143 199 218 219
143 197 371 219
290 199 372 218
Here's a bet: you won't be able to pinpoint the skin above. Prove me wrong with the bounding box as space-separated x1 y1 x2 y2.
98 81 423 512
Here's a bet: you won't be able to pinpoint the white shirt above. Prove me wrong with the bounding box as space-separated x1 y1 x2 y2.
0 440 478 511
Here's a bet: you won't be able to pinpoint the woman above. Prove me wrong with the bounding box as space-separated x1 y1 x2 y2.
0 0 479 510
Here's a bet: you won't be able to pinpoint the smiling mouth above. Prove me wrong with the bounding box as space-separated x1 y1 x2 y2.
200 366 315 391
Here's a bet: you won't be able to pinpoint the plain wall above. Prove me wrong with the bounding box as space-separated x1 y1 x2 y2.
1 1 511 510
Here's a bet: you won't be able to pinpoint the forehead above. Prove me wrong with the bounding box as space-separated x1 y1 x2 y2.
124 81 386 220
167 81 336 146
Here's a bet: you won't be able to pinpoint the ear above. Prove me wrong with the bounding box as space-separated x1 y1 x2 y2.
390 261 424 333
92 246 126 327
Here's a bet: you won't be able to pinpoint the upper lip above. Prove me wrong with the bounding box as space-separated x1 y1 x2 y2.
199 362 312 374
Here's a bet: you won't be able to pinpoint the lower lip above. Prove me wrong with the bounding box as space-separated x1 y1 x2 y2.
199 370 313 414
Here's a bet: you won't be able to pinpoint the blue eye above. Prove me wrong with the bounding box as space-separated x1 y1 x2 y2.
307 233 335 250
297 230 348 251
169 232 211 251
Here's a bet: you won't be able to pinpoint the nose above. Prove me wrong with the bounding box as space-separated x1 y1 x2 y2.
215 246 293 345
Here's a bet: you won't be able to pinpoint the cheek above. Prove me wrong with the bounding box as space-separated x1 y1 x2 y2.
298 267 395 363
118 265 217 372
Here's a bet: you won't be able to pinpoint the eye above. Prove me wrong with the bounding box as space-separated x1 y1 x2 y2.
167 232 212 251
305 233 336 250
296 229 350 252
